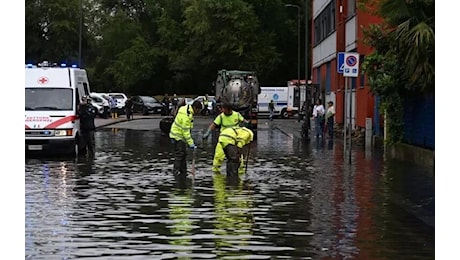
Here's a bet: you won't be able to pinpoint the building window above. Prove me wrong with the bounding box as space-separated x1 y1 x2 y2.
331 4 336 31
317 67 321 86
348 0 356 17
313 0 337 45
314 20 320 44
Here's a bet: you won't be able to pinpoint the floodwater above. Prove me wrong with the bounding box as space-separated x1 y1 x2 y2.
25 122 434 259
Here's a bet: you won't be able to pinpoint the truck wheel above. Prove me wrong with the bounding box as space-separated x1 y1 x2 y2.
281 109 289 119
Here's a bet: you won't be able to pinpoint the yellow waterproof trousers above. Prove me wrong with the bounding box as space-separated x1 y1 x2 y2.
212 143 245 174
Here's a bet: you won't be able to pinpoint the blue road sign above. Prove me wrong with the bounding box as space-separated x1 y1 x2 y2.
337 52 345 73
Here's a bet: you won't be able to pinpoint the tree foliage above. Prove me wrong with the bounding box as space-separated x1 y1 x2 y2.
25 0 85 63
25 0 324 95
361 0 434 144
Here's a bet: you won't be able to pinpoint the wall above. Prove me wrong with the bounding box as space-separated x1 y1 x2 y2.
402 94 435 150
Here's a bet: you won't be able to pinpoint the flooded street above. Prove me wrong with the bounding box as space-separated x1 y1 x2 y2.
25 118 434 259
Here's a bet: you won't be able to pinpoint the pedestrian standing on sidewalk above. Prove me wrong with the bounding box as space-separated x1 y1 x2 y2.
171 94 179 116
268 99 275 121
325 101 335 138
202 94 210 116
211 97 218 116
125 97 133 120
109 95 118 119
162 93 171 116
312 99 325 138
169 100 203 177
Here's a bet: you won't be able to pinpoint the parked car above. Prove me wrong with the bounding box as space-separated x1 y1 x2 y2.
187 95 215 115
90 102 105 118
192 95 215 111
131 95 165 115
184 97 195 106
90 92 110 118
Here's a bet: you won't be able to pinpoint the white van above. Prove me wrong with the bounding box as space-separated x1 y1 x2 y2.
257 86 298 119
25 61 92 155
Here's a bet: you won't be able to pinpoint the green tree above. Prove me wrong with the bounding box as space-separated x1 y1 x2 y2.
26 0 306 95
361 0 434 143
25 0 86 64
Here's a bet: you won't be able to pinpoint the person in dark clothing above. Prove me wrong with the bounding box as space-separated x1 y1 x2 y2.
162 93 171 116
171 94 179 116
125 97 133 120
268 99 275 121
78 96 97 156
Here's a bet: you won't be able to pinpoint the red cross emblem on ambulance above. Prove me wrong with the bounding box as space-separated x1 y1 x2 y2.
38 77 49 85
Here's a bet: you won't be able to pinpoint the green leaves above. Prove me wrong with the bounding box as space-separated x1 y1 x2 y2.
25 0 297 94
361 0 434 144
107 36 160 91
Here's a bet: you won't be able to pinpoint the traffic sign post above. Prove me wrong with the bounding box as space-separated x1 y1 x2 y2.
343 52 360 77
339 52 360 163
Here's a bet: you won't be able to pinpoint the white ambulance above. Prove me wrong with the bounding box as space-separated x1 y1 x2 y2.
25 61 92 155
257 85 299 119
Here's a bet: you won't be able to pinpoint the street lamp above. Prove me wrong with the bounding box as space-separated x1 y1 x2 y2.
78 0 83 67
285 4 301 87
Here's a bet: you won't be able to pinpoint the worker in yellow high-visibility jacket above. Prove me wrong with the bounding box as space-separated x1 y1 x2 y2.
212 126 254 177
169 100 203 177
202 102 246 138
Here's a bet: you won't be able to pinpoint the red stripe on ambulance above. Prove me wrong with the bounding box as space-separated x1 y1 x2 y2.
44 115 77 129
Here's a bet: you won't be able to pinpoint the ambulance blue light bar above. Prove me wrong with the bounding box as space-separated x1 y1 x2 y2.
25 61 78 68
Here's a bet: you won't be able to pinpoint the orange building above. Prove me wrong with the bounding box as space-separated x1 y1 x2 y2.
311 0 382 132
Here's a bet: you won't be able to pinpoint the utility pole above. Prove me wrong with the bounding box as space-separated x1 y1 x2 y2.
305 0 310 140
285 4 301 86
78 0 83 67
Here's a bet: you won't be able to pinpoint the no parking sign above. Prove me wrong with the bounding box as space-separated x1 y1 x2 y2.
343 52 360 77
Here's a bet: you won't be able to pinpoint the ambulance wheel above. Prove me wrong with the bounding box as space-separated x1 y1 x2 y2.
281 108 289 119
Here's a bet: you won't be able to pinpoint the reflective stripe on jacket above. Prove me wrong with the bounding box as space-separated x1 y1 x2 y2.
218 126 253 149
235 127 254 148
169 105 195 145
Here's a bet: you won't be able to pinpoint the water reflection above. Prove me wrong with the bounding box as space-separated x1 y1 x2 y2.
25 127 434 259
